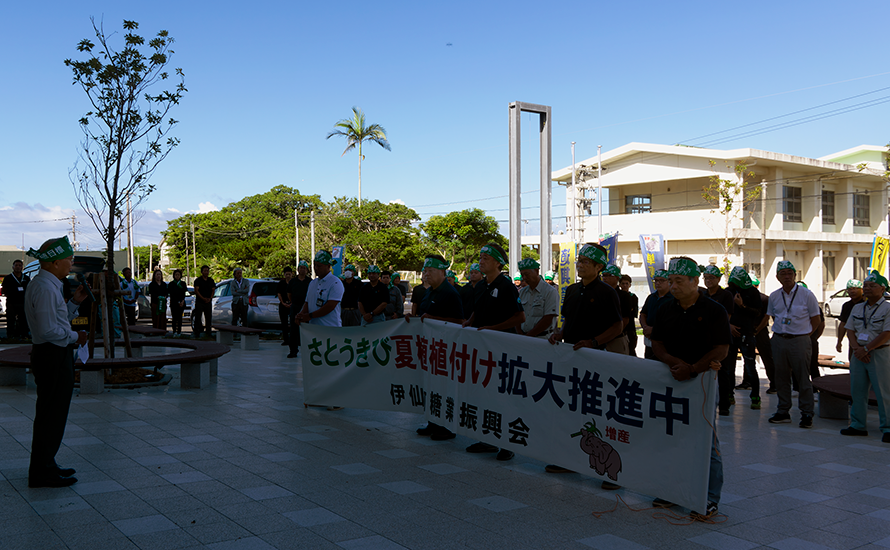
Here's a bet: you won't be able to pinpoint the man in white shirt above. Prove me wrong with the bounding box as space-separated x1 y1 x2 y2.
230 268 249 326
766 261 821 428
842 271 890 443
23 236 88 488
295 250 344 328
119 267 139 326
517 258 558 338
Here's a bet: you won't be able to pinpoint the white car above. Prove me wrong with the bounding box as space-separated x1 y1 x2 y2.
193 278 282 329
823 289 850 318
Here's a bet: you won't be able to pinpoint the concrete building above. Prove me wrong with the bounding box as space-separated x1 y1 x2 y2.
540 143 888 299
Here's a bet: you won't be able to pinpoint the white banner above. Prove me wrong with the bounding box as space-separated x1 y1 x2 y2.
302 319 716 512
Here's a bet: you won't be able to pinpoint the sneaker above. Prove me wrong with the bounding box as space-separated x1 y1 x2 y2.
691 502 718 520
883 433 890 443
766 387 777 394
734 382 752 390
799 414 813 429
750 397 761 410
652 497 675 508
768 412 791 424
728 395 735 405
840 427 868 436
601 481 621 490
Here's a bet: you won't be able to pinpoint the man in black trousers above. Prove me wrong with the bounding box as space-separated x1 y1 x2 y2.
24 236 87 488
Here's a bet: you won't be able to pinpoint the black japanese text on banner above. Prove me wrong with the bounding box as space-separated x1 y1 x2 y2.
301 319 715 512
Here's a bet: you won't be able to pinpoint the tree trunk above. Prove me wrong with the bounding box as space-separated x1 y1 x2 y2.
358 141 363 207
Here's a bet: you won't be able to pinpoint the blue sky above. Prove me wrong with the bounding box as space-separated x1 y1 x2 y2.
2 0 889 253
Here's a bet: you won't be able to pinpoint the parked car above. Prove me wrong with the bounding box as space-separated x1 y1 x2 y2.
192 278 282 329
137 281 195 323
823 289 849 318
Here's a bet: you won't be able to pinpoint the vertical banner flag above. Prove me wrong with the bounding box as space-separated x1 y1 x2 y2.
639 234 665 294
301 319 716 513
557 243 576 329
599 233 618 265
332 246 345 278
870 234 889 277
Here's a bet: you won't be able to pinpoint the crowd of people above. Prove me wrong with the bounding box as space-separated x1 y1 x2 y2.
9 235 890 520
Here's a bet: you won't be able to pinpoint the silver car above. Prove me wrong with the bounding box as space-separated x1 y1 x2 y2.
199 278 282 329
823 289 849 318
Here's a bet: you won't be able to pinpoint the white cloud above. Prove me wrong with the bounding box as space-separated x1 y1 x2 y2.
166 207 181 213
196 202 218 213
389 199 406 205
152 209 162 215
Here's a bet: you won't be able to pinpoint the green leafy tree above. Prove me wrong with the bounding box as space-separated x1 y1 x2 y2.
326 107 391 206
66 18 186 273
324 198 428 271
421 209 506 274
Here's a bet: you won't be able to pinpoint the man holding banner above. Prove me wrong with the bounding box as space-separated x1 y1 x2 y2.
517 258 558 339
295 250 344 328
463 243 524 461
651 257 729 519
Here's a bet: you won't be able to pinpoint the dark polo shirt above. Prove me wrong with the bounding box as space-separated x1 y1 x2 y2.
419 281 464 319
651 292 732 367
561 278 622 347
472 274 521 333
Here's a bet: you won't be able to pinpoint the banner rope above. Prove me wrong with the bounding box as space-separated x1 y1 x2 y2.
591 495 727 525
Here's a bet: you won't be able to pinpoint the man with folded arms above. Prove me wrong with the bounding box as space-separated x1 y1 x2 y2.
841 271 890 443
766 261 820 428
24 236 88 488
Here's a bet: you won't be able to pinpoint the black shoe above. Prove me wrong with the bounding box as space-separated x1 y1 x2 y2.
29 475 77 488
652 498 675 508
766 387 777 394
286 353 298 358
416 423 434 436
281 341 289 346
430 428 456 441
496 449 514 461
840 427 868 436
466 442 498 453
799 414 813 429
545 465 574 474
734 383 751 390
883 433 890 443
56 467 76 478
601 481 621 490
768 412 791 424
718 408 730 416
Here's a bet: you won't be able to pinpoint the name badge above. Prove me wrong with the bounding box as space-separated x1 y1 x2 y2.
781 317 792 325
857 332 869 342
316 297 325 307
491 288 499 298
18 287 23 292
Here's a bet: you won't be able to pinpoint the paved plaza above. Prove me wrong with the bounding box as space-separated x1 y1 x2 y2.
2 335 890 550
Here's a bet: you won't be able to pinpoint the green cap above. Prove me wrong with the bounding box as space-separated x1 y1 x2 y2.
446 270 456 279
298 260 310 269
513 271 521 281
480 245 507 266
468 263 481 273
653 269 669 279
865 270 889 289
391 272 400 280
345 264 356 272
518 258 540 271
846 279 863 289
27 236 74 262
422 257 449 270
668 257 701 277
702 265 722 278
751 276 760 286
797 281 808 289
543 271 555 281
601 265 622 277
367 265 381 274
313 250 337 265
728 266 752 289
777 260 796 273
578 244 608 266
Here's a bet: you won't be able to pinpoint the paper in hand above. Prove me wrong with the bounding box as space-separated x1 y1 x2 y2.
77 344 89 365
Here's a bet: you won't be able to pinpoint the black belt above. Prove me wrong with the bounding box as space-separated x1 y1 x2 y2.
343 308 358 311
775 333 806 339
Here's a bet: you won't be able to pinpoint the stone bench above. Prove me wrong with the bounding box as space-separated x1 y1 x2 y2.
212 324 264 350
811 374 876 420
0 339 230 393
128 326 167 339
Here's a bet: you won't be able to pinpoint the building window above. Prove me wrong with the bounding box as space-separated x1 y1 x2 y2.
853 194 870 226
823 256 835 288
625 194 651 214
855 257 869 280
822 191 835 225
783 186 802 222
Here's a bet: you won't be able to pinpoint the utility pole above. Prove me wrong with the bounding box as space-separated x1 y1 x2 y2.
185 231 190 284
760 179 767 282
310 210 316 264
597 145 603 239
191 221 197 279
126 194 135 271
295 209 300 267
571 142 577 243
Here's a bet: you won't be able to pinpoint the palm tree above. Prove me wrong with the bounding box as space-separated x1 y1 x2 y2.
326 107 391 206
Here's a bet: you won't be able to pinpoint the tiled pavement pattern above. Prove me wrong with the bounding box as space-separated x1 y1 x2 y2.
2 339 890 550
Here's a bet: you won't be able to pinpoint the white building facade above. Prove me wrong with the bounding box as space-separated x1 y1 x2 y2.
541 143 888 299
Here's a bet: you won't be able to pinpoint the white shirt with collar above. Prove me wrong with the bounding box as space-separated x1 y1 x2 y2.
24 268 81 347
518 279 559 335
849 297 890 344
306 272 344 327
766 284 820 336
